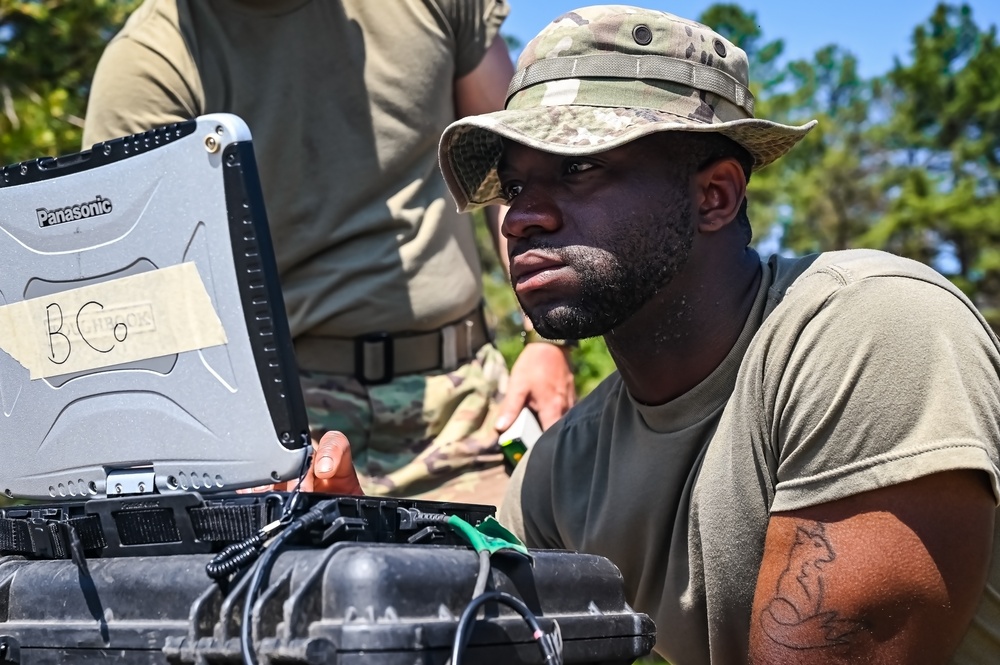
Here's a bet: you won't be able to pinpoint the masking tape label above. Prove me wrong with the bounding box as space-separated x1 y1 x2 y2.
0 263 228 379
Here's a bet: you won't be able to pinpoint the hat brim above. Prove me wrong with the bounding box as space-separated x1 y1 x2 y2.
439 105 817 212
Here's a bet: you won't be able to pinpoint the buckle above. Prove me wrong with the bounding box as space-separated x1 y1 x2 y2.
440 320 475 372
355 332 394 385
26 518 60 558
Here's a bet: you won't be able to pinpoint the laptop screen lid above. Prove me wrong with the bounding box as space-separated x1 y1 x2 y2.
0 114 309 500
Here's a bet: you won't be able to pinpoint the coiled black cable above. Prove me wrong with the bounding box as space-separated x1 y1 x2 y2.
206 458 310 582
205 533 268 580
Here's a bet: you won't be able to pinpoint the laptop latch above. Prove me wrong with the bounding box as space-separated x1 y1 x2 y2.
106 468 156 496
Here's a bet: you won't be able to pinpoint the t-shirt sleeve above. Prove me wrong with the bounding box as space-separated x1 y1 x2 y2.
434 0 509 78
769 275 1000 513
498 427 566 550
82 27 202 147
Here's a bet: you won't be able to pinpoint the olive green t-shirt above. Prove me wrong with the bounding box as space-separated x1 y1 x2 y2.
83 0 508 337
501 249 1000 665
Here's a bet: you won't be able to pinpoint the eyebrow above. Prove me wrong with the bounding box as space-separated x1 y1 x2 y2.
495 157 513 181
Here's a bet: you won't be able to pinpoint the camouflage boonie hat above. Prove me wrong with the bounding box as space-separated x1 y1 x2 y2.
439 5 817 211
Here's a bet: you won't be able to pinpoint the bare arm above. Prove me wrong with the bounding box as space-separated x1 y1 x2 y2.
454 36 514 118
749 469 994 664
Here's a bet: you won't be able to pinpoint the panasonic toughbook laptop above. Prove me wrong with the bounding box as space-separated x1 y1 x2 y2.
0 114 309 501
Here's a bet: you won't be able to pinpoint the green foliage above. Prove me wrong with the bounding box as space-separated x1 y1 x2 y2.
871 3 1000 325
697 5 789 237
696 3 1000 330
0 0 140 165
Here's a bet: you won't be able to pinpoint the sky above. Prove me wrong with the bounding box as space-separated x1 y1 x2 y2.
503 1 1000 78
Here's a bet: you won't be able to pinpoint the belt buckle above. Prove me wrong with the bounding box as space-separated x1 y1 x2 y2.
355 332 394 385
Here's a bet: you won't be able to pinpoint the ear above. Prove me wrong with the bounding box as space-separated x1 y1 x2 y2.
693 158 747 233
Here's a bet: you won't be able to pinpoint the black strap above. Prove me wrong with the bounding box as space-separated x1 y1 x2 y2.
189 504 267 542
0 503 267 559
0 516 106 558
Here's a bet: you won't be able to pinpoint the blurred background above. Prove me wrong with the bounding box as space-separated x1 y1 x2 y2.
2 0 998 401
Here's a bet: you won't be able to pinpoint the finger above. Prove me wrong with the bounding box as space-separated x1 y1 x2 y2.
537 402 565 430
495 385 529 432
314 431 353 479
309 431 364 496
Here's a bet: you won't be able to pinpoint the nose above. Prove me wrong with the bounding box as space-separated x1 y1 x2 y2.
501 188 563 240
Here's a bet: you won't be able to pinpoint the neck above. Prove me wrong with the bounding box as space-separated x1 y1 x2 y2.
605 247 762 405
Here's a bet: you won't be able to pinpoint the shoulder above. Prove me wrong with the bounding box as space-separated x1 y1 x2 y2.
765 249 989 335
84 0 202 145
106 0 186 53
789 249 962 299
420 0 509 58
424 0 509 21
749 251 1000 512
91 0 192 85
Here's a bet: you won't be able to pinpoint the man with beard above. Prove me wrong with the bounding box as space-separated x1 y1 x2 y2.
314 5 1000 663
432 6 1000 665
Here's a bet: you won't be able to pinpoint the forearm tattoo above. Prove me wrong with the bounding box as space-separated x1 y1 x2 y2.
759 521 865 649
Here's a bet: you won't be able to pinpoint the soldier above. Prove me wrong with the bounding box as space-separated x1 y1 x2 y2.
319 5 1000 663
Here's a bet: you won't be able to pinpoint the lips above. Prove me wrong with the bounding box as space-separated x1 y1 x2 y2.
510 251 569 293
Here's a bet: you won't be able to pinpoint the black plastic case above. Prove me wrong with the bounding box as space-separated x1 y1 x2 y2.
0 544 655 664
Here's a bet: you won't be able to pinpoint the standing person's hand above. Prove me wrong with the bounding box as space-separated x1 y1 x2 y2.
495 342 575 432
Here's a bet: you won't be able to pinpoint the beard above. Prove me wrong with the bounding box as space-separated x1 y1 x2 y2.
515 200 695 340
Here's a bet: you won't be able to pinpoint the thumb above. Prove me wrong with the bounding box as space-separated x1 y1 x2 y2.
308 431 364 495
314 431 353 478
495 383 529 433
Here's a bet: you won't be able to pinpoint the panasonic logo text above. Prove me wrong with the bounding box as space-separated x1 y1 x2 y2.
36 196 113 228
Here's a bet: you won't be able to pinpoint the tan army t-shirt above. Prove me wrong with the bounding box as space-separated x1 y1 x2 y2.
501 249 1000 665
83 0 508 338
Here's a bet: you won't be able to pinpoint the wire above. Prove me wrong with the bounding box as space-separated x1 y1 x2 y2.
206 494 291 581
450 590 561 665
240 501 360 665
205 534 267 580
239 518 302 665
472 549 491 599
206 465 309 582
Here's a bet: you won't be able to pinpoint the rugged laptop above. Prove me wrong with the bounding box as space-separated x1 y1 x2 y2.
0 114 309 501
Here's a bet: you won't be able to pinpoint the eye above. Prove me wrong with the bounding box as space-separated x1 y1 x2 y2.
565 160 594 175
501 181 523 202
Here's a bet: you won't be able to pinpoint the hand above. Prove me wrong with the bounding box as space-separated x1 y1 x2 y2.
496 342 575 432
299 431 364 494
248 431 364 495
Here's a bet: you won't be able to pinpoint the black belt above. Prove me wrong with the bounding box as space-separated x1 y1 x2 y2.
293 307 491 384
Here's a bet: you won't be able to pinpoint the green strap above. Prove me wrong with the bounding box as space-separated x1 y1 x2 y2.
447 515 529 557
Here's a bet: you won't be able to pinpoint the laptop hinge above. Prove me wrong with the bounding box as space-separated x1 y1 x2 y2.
106 468 156 497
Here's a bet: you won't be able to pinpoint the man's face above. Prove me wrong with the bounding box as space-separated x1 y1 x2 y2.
498 133 697 340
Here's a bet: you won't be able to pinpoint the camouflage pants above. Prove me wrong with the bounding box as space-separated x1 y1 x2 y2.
299 342 510 507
